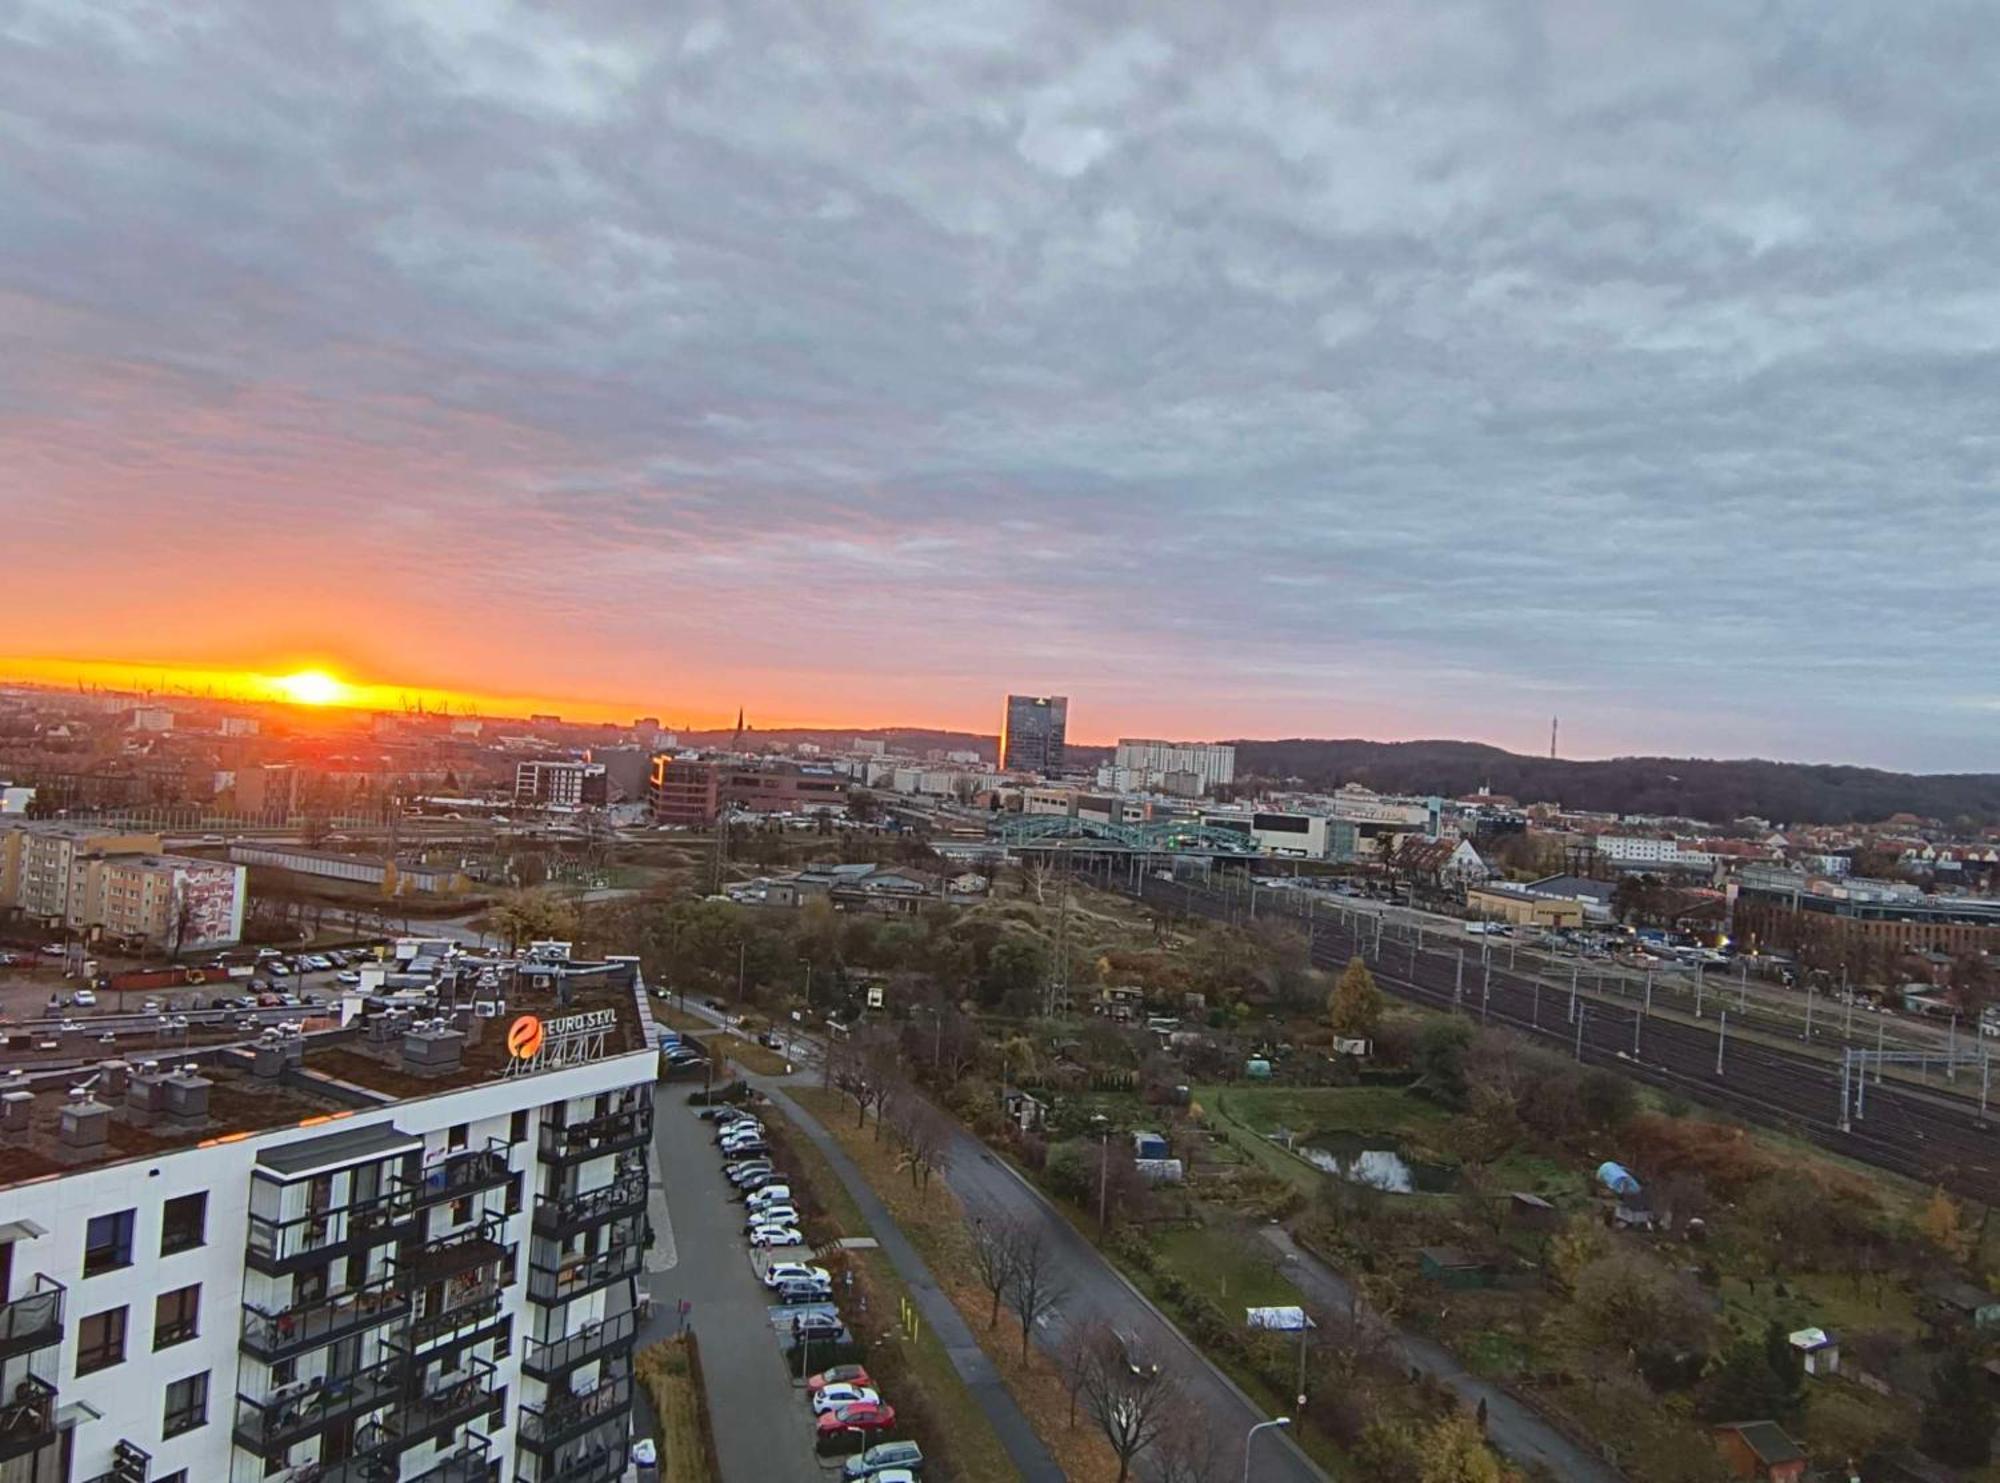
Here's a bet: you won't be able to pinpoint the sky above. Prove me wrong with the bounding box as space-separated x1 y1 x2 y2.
2 2 1998 769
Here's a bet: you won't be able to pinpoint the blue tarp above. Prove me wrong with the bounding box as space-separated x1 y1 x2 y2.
1596 1161 1642 1197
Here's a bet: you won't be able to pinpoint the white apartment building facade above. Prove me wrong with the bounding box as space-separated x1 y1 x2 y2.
0 983 655 1483
1111 740 1236 796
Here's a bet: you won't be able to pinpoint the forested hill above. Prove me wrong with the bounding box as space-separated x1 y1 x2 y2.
1230 739 2000 828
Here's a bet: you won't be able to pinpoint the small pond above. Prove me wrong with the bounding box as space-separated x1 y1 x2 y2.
1296 1130 1460 1194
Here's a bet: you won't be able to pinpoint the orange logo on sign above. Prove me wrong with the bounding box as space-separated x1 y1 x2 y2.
507 1015 544 1060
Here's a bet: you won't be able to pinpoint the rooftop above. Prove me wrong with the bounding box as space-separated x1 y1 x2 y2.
1712 1420 1804 1466
0 957 648 1188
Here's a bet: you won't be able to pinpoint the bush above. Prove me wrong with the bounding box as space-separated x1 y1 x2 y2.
1043 1139 1094 1204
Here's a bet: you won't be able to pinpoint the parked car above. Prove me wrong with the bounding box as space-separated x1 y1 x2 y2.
39 944 66 958
777 1277 834 1305
841 1441 922 1479
812 1384 880 1415
745 1184 793 1209
786 1309 844 1336
70 989 97 1008
816 1402 897 1440
335 971 361 986
748 1224 803 1249
726 1139 769 1159
747 1205 799 1230
766 1263 832 1291
720 1132 766 1154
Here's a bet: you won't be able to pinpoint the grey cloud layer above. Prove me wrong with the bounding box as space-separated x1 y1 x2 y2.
3 0 1998 764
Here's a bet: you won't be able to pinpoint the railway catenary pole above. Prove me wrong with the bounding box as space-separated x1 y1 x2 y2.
1575 1005 1586 1063
1482 956 1491 1023
1568 962 1579 1023
1715 1011 1728 1077
1454 950 1464 1012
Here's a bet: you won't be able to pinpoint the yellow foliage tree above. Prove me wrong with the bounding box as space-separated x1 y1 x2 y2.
1419 1411 1503 1483
1328 955 1387 1039
1548 1214 1611 1296
1922 1187 1973 1264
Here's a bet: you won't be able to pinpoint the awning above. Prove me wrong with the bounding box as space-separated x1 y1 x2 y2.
256 1122 418 1180
0 1219 48 1243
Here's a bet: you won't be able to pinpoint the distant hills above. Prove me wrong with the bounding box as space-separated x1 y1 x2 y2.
1230 739 2000 829
675 726 2000 828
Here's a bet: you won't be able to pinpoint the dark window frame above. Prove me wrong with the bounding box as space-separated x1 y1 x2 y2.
76 1305 128 1374
83 1209 136 1277
154 1284 200 1350
162 1371 208 1438
160 1192 207 1255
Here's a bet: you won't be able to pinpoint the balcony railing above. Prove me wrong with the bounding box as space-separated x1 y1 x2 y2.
0 1375 59 1465
533 1168 647 1239
413 1140 516 1210
240 1276 409 1363
231 1358 406 1456
408 1431 492 1483
402 1213 512 1286
521 1309 638 1382
526 1239 642 1306
246 1184 416 1274
538 1102 652 1166
0 1276 64 1360
381 1358 499 1454
515 1437 627 1483
390 1282 507 1353
518 1374 632 1455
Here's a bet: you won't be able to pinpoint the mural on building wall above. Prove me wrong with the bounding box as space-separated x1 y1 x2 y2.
171 865 240 951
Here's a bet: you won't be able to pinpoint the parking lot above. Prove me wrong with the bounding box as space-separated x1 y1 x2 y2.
648 1074 925 1481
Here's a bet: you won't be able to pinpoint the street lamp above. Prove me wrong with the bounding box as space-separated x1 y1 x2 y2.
798 958 813 1012
1243 1417 1291 1482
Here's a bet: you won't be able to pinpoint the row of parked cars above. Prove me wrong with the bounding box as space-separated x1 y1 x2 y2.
696 1098 923 1479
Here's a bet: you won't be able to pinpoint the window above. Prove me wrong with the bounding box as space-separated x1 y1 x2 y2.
509 1109 528 1145
160 1192 206 1255
162 1371 208 1437
158 1472 187 1483
154 1284 199 1349
83 1210 135 1276
76 1306 127 1374
448 1122 468 1151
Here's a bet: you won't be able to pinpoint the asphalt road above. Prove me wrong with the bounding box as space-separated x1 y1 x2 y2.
647 1081 826 1483
1141 878 2000 1204
1258 1228 1619 1482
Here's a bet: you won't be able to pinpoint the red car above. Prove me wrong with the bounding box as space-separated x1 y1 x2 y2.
807 1364 873 1395
815 1402 897 1439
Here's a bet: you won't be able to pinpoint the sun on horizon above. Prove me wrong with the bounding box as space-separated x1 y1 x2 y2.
275 669 345 706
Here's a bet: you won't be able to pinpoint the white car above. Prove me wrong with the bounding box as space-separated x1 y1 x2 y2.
812 1384 880 1416
720 1133 766 1154
749 1224 804 1249
71 989 97 1008
748 1205 799 1230
763 1262 830 1289
746 1185 793 1210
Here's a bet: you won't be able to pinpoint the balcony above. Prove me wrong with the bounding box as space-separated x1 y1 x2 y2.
231 1358 406 1457
381 1358 500 1454
521 1309 638 1382
246 1184 417 1276
240 1276 410 1364
533 1168 647 1240
413 1140 517 1210
0 1276 64 1360
518 1373 632 1455
526 1239 642 1307
515 1436 626 1483
402 1213 513 1287
264 1456 398 1483
389 1282 507 1354
0 1375 59 1465
538 1102 652 1166
409 1431 492 1483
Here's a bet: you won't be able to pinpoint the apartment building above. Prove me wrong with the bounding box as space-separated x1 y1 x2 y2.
0 958 655 1483
1109 739 1236 796
511 763 607 813
0 824 246 952
0 824 163 924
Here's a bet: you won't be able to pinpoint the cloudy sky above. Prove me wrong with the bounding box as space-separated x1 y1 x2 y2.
3 1 1997 768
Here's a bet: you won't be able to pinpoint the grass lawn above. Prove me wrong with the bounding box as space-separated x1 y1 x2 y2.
1149 1225 1301 1309
1208 1083 1449 1142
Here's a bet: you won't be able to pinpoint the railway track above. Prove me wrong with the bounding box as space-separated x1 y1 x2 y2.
1135 878 2000 1204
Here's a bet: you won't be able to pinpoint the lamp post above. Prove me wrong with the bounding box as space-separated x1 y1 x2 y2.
1243 1417 1292 1483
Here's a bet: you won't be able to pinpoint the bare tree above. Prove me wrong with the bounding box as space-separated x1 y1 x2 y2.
1153 1406 1223 1483
1006 1226 1065 1360
1056 1319 1115 1429
970 1218 1021 1330
1080 1329 1184 1483
899 1104 951 1197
